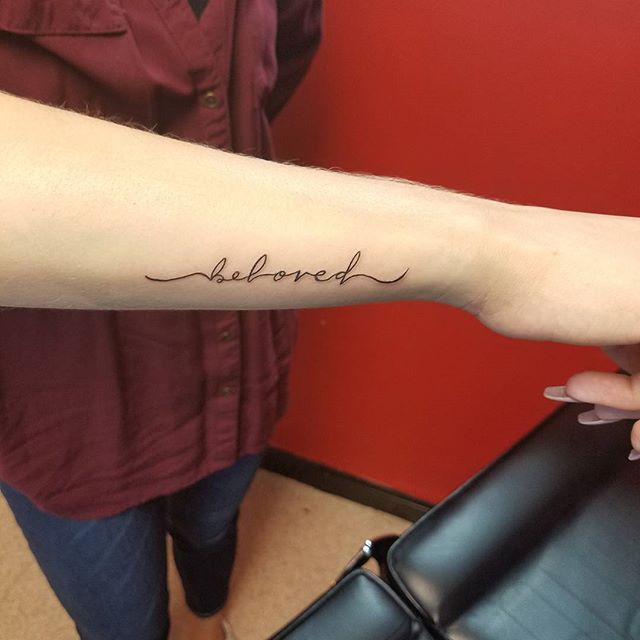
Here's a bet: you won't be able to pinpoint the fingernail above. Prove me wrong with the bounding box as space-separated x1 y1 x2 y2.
543 386 580 402
628 449 640 461
577 410 619 425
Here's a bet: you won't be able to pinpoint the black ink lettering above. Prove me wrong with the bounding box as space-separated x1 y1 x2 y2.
247 255 268 283
210 258 226 283
145 252 409 287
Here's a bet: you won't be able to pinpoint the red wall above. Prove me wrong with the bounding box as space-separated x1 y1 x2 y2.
270 1 640 503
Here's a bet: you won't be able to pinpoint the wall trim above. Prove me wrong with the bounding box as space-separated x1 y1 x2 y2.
262 447 431 522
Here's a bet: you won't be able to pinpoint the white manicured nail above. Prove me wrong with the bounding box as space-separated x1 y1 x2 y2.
543 386 579 402
577 410 618 425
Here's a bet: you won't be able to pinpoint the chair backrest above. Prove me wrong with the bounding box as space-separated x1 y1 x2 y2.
387 402 635 637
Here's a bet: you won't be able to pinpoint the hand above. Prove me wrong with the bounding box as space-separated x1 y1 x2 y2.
469 204 640 346
543 344 640 459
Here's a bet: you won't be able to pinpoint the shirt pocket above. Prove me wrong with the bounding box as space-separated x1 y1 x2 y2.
0 0 127 36
0 0 151 123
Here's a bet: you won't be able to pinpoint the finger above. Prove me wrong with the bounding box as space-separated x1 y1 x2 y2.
592 404 640 420
577 407 640 424
629 420 640 460
565 371 640 411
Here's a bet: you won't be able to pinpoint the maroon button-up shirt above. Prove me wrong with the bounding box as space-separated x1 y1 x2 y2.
0 0 321 518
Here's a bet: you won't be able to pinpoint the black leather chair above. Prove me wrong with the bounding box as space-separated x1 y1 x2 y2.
387 402 640 640
272 402 640 640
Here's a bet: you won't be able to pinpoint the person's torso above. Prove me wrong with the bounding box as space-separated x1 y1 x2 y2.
0 0 279 154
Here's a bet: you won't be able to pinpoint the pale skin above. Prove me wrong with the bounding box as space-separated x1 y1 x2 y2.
3 90 640 638
3 90 640 348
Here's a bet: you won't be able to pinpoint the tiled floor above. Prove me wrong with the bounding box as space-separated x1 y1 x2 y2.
0 469 410 640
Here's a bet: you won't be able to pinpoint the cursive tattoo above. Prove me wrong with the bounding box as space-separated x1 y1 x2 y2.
145 251 408 287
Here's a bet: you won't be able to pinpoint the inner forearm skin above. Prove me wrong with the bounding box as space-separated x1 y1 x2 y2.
0 91 488 311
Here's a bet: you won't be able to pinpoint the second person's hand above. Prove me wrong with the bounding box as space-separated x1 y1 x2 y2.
543 344 640 459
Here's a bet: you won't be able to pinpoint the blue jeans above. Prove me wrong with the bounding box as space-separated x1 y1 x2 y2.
0 454 262 640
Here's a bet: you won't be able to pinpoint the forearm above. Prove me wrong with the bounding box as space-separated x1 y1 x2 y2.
0 91 487 311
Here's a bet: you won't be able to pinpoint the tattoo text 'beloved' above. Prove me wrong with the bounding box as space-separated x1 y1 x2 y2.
145 251 409 287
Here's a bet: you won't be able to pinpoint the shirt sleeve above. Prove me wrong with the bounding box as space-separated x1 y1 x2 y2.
265 0 322 121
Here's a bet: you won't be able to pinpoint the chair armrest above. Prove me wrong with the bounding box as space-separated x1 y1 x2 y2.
270 569 433 640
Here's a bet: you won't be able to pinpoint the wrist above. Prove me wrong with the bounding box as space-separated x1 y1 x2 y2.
460 199 539 318
409 186 494 313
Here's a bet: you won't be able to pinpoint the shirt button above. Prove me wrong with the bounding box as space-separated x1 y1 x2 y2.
219 384 236 397
201 89 220 109
218 330 234 342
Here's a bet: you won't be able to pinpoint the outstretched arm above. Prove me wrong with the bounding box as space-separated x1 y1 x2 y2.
0 91 481 313
2 90 640 347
